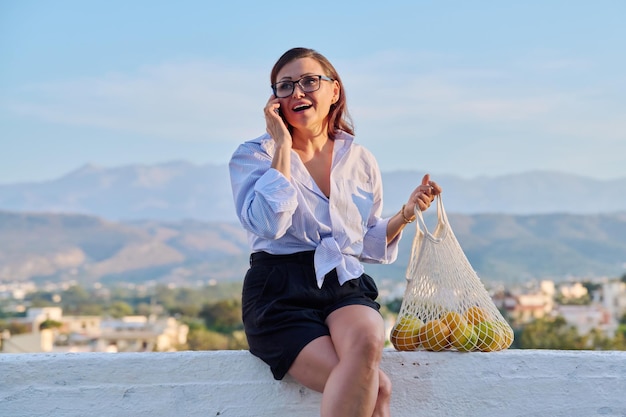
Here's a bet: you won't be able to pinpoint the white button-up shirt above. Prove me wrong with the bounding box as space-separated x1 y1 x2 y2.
229 131 401 288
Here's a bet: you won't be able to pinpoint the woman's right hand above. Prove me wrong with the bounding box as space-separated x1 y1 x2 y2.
265 95 292 149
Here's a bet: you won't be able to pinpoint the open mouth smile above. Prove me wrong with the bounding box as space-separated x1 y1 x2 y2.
292 103 312 112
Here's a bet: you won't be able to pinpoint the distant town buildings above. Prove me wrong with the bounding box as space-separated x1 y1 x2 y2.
2 275 625 353
1 306 188 354
496 278 625 338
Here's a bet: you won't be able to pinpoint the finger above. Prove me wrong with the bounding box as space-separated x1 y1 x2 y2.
428 180 442 195
421 173 430 186
416 200 428 211
265 105 283 122
418 184 435 200
265 100 279 113
265 95 281 112
416 192 432 210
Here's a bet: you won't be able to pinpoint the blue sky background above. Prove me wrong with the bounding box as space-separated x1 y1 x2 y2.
1 0 625 184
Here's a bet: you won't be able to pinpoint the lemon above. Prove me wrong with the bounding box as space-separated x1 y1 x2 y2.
475 321 497 352
441 311 464 332
390 315 423 351
419 319 451 351
488 321 514 351
465 306 490 325
450 321 478 352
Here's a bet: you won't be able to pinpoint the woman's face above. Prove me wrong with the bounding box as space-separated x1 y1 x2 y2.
274 57 339 135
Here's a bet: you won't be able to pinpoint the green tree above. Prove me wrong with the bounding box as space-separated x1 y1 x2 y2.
28 292 56 308
518 316 585 349
181 323 248 351
583 328 612 350
518 315 626 350
107 301 134 318
228 330 249 350
199 299 243 333
77 304 105 316
385 298 402 315
136 302 152 316
611 331 626 350
581 281 602 295
554 293 590 306
62 285 97 315
0 321 29 335
186 327 230 350
39 319 62 330
167 302 201 319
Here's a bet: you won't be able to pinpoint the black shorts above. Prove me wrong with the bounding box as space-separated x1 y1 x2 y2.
242 251 380 380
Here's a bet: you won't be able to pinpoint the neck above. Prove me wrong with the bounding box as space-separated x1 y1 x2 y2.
291 132 333 163
291 126 330 153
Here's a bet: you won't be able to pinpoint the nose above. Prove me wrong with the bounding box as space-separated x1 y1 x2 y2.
291 83 306 97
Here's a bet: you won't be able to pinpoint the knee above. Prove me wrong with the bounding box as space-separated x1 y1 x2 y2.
352 330 385 364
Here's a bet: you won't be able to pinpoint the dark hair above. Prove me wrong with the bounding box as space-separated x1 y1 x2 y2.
270 47 354 138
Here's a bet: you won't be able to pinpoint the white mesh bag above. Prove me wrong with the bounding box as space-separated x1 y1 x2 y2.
390 196 513 352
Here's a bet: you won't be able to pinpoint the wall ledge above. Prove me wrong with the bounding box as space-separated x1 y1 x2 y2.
2 349 626 416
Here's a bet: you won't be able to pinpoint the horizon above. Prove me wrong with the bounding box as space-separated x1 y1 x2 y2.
1 1 625 183
2 159 625 187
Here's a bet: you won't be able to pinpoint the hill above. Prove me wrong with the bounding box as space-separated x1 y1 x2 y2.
1 210 624 287
1 162 625 222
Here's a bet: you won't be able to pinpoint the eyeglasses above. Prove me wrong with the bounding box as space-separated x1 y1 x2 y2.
272 75 334 98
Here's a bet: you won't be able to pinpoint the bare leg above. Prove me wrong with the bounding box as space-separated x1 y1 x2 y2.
322 305 388 417
372 369 392 417
288 335 338 393
287 305 390 417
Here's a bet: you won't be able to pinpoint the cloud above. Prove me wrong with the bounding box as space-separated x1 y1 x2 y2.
3 52 625 178
7 53 624 140
339 53 625 140
334 52 626 178
7 60 269 141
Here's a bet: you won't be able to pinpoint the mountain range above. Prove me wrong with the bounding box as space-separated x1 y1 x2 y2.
0 162 625 287
1 162 625 223
1 209 624 287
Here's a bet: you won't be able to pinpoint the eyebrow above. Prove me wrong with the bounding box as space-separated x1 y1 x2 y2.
277 72 317 81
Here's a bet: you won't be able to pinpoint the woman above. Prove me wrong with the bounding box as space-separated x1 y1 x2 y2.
229 47 441 417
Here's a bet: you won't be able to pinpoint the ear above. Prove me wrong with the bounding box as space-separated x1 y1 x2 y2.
332 80 340 103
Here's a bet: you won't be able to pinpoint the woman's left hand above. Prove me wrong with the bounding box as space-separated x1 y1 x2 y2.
403 174 442 219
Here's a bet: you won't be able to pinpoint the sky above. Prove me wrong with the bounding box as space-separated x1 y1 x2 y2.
1 0 625 184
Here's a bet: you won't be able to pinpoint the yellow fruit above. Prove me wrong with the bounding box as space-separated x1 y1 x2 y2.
390 316 423 351
465 306 490 325
450 321 478 352
488 321 514 351
475 321 497 352
441 311 464 332
499 324 514 349
419 319 451 351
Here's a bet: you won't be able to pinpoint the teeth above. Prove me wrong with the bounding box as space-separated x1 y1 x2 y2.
294 104 310 111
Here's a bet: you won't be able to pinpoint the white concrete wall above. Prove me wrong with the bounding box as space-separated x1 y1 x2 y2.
1 349 626 417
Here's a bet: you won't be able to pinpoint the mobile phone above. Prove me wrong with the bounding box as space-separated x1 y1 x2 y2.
276 107 287 124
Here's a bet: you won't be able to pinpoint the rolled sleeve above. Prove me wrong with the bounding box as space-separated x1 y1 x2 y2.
360 217 400 264
254 169 298 213
229 138 298 240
